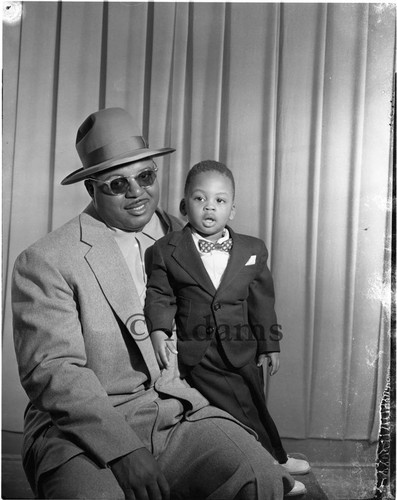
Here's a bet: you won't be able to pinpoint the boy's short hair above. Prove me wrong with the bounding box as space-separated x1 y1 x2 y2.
184 160 235 197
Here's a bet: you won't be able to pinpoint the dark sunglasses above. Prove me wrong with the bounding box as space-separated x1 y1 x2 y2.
87 164 158 196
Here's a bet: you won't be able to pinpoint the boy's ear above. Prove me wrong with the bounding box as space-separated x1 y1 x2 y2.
179 199 187 216
229 203 236 221
84 180 94 199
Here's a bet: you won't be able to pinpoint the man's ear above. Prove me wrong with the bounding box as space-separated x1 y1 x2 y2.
179 199 187 216
229 203 236 221
84 180 94 199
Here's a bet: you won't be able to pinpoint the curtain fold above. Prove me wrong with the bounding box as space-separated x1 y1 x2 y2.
3 2 395 441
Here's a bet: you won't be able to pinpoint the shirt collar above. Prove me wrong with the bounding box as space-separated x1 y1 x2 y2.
140 211 165 241
191 227 230 253
107 211 165 242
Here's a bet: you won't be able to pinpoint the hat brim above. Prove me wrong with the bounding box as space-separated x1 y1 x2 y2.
61 147 175 185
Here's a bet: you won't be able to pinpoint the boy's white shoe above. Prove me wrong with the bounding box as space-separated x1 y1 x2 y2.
281 456 311 475
285 480 307 497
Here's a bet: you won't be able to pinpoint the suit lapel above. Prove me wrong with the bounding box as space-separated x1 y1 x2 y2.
216 228 253 293
170 226 217 296
80 207 160 382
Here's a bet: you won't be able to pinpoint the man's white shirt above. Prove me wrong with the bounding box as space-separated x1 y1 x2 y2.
109 213 166 306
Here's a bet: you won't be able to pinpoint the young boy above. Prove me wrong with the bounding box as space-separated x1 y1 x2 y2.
144 160 310 496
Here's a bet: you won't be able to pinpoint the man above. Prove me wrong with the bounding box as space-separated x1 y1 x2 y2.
12 107 295 499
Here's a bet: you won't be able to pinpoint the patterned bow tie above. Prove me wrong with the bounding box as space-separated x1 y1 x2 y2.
198 238 233 253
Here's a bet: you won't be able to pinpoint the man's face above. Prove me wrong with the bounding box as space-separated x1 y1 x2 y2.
181 171 236 242
86 159 160 232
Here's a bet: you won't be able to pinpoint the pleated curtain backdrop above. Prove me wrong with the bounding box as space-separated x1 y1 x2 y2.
3 2 395 442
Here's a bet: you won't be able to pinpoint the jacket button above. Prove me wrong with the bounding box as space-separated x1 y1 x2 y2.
217 325 226 336
206 326 215 335
213 303 221 311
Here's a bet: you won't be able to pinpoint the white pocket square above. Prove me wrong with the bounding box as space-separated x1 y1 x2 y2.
245 255 256 266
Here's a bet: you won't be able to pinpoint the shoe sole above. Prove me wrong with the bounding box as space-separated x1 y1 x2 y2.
285 488 307 497
281 466 311 476
285 491 307 497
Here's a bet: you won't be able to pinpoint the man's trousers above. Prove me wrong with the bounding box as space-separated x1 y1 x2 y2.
37 397 294 499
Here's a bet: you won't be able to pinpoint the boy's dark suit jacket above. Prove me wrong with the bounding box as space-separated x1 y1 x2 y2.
145 224 281 368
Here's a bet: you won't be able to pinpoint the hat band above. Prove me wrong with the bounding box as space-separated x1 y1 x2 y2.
81 135 147 169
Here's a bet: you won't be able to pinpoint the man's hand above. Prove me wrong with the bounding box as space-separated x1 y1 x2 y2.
257 352 280 376
150 330 178 369
109 448 170 500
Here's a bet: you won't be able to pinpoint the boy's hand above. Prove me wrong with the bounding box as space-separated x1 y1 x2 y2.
150 330 178 369
257 352 280 376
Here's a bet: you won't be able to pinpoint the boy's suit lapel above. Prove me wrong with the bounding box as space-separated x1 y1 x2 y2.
170 226 217 296
79 208 160 383
216 228 253 294
170 225 252 296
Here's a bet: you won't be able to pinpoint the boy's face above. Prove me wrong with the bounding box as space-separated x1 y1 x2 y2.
181 171 236 242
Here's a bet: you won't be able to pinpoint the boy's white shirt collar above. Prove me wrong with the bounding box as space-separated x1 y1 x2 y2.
191 227 230 253
190 227 231 289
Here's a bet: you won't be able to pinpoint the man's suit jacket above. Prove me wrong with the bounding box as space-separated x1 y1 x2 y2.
12 204 226 486
145 224 281 368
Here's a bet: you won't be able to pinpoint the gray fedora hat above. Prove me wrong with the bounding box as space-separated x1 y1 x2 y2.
61 107 175 185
